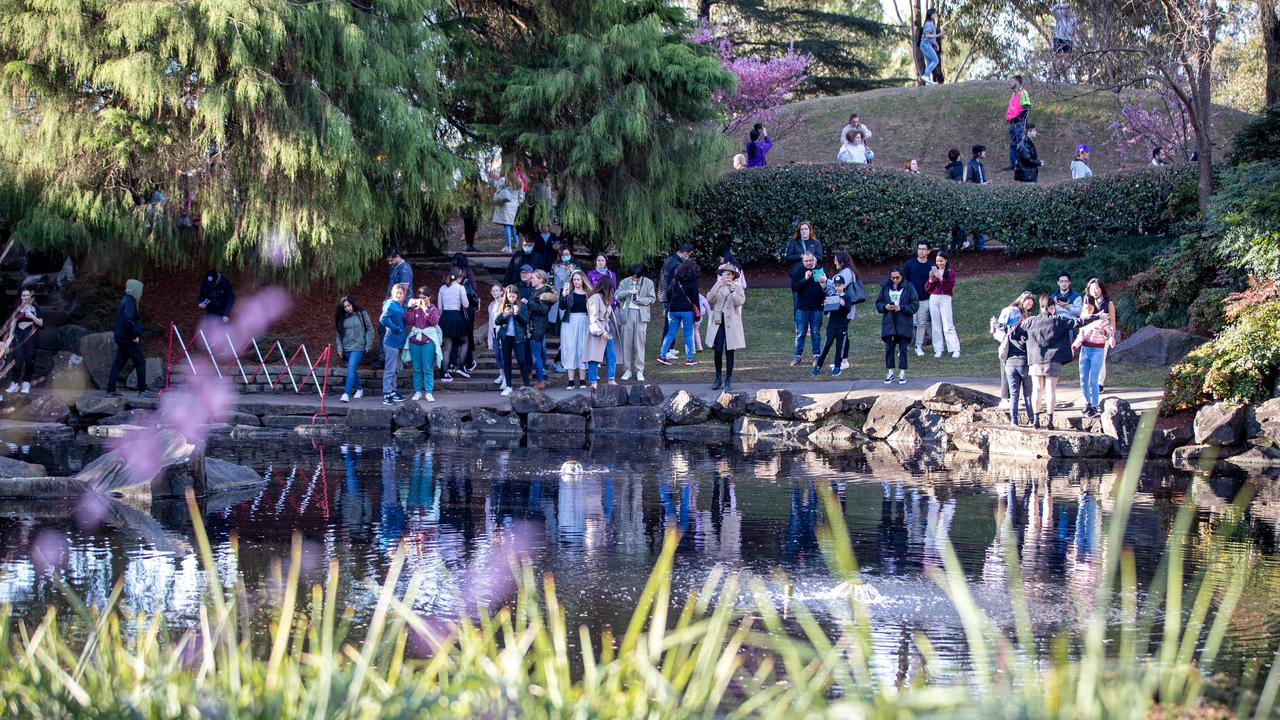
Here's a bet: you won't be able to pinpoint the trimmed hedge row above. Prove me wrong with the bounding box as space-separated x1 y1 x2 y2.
682 162 1197 264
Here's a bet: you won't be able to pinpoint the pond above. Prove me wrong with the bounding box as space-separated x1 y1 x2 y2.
2 435 1279 687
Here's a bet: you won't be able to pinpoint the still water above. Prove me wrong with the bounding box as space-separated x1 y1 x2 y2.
2 434 1279 685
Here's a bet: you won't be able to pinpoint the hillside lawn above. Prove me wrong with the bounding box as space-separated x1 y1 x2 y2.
763 80 1250 186
637 272 1171 388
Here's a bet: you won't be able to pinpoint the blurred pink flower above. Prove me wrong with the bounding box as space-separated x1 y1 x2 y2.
30 528 69 576
75 490 113 532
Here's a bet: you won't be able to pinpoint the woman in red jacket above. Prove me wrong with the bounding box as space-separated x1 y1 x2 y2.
924 250 961 358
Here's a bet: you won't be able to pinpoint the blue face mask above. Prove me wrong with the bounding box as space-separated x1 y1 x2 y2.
561 256 572 264
541 232 551 241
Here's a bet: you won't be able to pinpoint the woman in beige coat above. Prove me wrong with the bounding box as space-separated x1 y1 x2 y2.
584 275 617 389
706 264 746 391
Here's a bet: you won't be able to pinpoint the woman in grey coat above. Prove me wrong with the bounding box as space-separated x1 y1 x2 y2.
335 295 376 402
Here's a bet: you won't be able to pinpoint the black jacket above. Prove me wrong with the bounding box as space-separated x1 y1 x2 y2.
875 280 919 340
1024 312 1095 365
790 265 826 311
668 277 699 313
114 295 143 344
944 160 965 181
966 158 987 184
825 287 855 331
198 273 235 317
784 238 824 265
526 291 557 342
1014 138 1042 183
658 254 683 304
503 249 544 286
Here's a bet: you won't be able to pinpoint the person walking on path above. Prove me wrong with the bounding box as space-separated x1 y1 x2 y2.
559 270 592 388
876 268 919 385
1023 294 1100 428
5 288 42 395
903 242 933 356
335 295 375 403
405 287 441 402
944 148 965 181
925 250 961 358
998 292 1036 425
1070 144 1093 179
105 279 155 398
706 264 746 391
745 123 772 167
491 170 525 253
616 264 655 382
379 284 409 405
385 248 413 299
966 145 991 185
919 9 942 84
196 270 235 321
1003 75 1032 172
526 270 556 389
1080 277 1118 404
1050 1 1076 78
436 270 471 383
813 275 854 377
784 222 823 265
584 275 618 390
658 259 701 366
495 285 530 396
1014 123 1043 183
789 252 825 366
1073 292 1113 417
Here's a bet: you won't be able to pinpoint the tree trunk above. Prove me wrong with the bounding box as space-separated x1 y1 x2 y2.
1262 0 1280 107
909 0 924 82
698 0 714 20
932 35 945 83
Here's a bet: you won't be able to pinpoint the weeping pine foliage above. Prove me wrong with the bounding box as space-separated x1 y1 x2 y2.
492 0 735 265
0 0 459 284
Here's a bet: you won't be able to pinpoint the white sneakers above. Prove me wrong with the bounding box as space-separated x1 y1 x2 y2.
20 382 29 394
914 347 924 357
411 391 422 401
841 359 850 370
501 386 512 396
4 383 16 394
425 393 435 402
493 375 504 385
665 349 680 360
934 352 944 359
898 370 907 384
621 369 632 381
951 351 961 358
354 389 363 399
340 392 350 403
636 372 645 382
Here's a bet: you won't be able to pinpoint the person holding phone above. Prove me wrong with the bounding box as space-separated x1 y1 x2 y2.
6 288 42 394
404 287 441 402
706 264 746 390
924 250 961 358
876 268 920 384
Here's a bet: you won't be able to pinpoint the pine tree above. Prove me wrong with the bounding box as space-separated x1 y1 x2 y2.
0 0 458 284
452 0 735 263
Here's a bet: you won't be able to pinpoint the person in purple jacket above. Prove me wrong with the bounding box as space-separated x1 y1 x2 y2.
745 123 772 168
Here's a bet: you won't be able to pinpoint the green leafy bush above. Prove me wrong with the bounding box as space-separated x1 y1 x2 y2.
1208 161 1280 282
1031 235 1176 295
1128 233 1232 329
1228 102 1280 166
1163 294 1280 412
1187 287 1230 335
682 162 1196 263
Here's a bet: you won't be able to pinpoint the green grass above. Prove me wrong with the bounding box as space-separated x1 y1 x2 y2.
639 273 1173 388
3 438 1276 718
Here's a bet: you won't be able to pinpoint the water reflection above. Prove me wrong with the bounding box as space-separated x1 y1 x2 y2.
2 436 1279 684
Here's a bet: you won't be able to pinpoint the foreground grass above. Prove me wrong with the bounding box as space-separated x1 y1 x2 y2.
2 423 1274 719
641 273 1172 388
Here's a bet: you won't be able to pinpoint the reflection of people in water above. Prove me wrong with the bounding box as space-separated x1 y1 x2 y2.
339 445 374 537
785 482 821 564
406 451 438 528
377 448 405 555
658 476 694 537
922 493 956 570
709 473 742 561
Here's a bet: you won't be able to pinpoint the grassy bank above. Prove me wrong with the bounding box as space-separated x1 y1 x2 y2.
639 273 1172 388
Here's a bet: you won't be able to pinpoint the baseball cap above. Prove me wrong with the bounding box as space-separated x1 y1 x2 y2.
1076 144 1092 154
520 264 533 272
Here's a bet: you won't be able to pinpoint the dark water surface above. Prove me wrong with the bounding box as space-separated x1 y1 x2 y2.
3 435 1280 685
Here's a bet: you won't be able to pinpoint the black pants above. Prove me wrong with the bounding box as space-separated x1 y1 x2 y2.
500 335 530 387
884 337 909 371
107 339 147 392
8 329 36 383
816 327 848 368
713 325 735 379
462 208 479 249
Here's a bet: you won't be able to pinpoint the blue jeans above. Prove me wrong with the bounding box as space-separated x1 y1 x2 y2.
502 224 518 250
794 309 823 357
531 339 546 382
1006 362 1033 423
408 341 436 394
1079 345 1105 407
660 311 695 361
587 338 616 382
342 350 365 396
920 43 939 78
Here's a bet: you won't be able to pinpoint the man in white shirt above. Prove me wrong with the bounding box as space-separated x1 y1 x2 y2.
838 113 874 163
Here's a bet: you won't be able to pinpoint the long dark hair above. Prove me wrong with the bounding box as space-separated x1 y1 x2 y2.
675 258 700 283
833 250 857 278
1085 277 1108 311
590 274 615 307
335 296 362 336
919 8 936 41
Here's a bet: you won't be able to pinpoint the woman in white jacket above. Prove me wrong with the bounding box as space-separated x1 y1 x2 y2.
837 129 869 164
490 170 525 253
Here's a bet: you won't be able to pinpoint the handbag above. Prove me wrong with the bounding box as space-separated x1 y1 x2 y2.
849 279 867 304
680 284 700 321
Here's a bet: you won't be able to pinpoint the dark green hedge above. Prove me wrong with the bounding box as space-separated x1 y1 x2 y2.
682 163 1197 264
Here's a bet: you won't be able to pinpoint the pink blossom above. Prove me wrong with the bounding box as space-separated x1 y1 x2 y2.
692 22 811 137
30 529 69 576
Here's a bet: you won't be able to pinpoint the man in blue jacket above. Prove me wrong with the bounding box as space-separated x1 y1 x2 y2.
385 247 413 299
106 279 155 398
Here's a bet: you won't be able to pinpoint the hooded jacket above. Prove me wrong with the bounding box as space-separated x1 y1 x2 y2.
875 279 920 340
1014 137 1043 183
114 280 144 343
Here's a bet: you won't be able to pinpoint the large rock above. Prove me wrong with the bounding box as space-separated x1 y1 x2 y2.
1224 444 1280 468
1172 443 1244 469
426 407 463 436
510 387 556 414
751 389 796 419
554 393 592 416
124 358 165 391
953 424 1115 459
661 390 711 426
230 425 291 441
74 395 126 418
627 383 665 407
1110 325 1207 366
392 402 427 430
1148 424 1193 458
470 408 522 435
863 394 920 439
347 407 395 430
78 332 117 389
201 458 264 494
1247 397 1280 444
15 394 71 424
885 408 948 450
806 422 867 450
76 429 198 492
920 382 999 414
39 325 88 354
261 415 314 429
733 416 816 441
794 394 848 423
0 419 74 444
664 421 733 442
589 406 664 434
0 456 47 478
590 384 629 408
527 412 587 434
1100 397 1141 456
47 352 90 392
1193 401 1247 446
711 391 750 421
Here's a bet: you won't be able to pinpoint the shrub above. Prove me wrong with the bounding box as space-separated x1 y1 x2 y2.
1228 101 1280 166
1030 235 1176 296
681 162 1196 264
1128 233 1234 329
1187 287 1230 335
1113 292 1147 334
1163 293 1280 412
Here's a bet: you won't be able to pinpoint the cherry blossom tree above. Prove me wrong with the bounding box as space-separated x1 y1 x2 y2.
692 24 812 137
